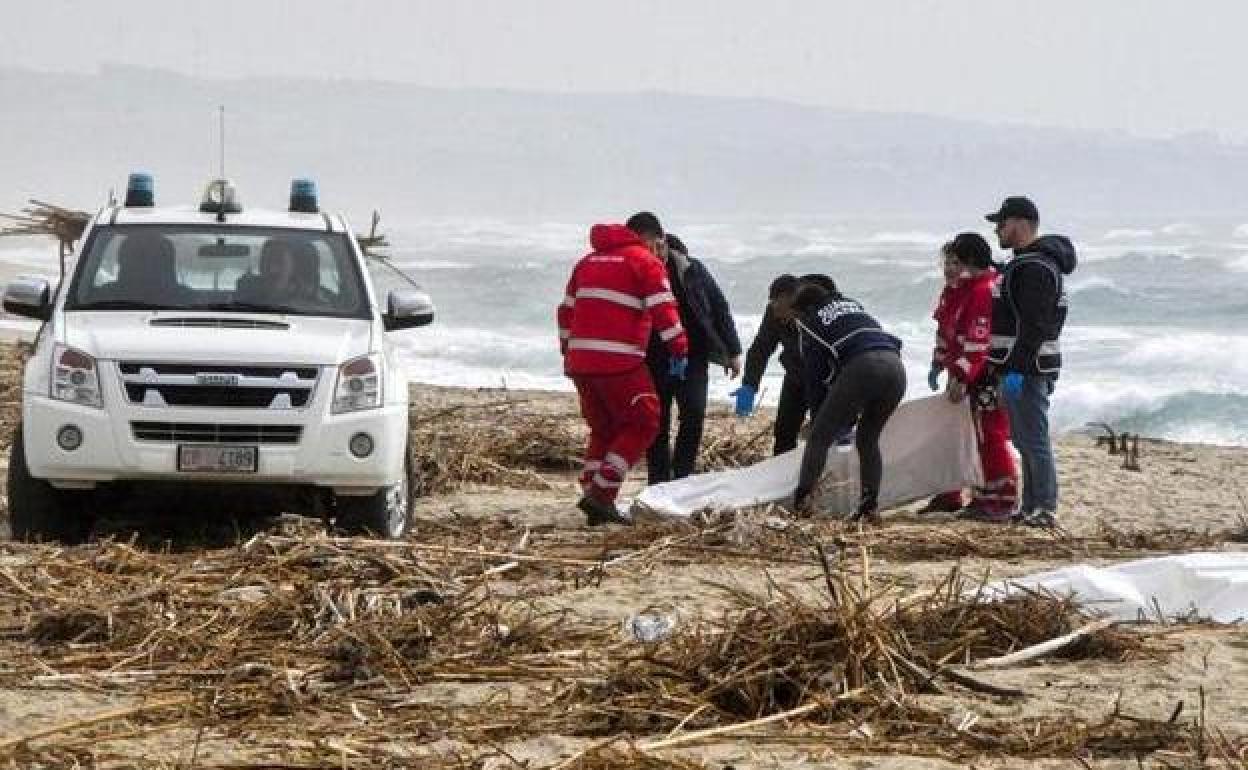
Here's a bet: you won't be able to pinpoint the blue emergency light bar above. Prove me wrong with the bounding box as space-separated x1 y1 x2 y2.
289 178 319 213
124 172 155 207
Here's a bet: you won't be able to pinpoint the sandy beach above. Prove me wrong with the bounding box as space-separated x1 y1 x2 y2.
0 365 1245 767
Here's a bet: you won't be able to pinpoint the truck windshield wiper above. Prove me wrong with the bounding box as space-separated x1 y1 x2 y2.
195 301 301 315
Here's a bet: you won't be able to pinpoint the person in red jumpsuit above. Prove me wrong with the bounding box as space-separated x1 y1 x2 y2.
557 222 690 526
918 241 972 514
920 233 1019 521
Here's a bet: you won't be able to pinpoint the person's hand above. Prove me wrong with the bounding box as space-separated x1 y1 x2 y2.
927 364 942 392
1001 371 1025 400
668 356 689 381
723 355 743 379
731 384 756 417
946 377 967 403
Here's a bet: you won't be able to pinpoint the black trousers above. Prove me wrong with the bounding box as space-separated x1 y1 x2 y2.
646 357 709 484
796 350 906 514
773 372 809 455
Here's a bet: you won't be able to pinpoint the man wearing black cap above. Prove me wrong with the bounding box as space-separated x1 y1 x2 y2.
626 212 743 484
985 196 1077 529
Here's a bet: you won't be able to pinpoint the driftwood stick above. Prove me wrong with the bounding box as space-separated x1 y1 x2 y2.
971 617 1117 670
940 666 1029 698
639 689 865 751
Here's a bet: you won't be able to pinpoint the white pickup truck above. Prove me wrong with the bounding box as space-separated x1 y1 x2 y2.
3 176 434 542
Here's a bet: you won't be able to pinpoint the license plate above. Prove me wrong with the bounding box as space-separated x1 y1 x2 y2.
177 445 258 473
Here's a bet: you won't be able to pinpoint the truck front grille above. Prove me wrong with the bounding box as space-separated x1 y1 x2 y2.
119 362 319 410
131 422 303 444
123 384 313 408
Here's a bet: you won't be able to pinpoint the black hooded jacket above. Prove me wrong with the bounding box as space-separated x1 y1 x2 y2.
742 303 801 389
647 249 742 368
990 234 1078 376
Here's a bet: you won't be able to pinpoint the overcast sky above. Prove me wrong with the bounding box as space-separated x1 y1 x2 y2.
3 0 1246 140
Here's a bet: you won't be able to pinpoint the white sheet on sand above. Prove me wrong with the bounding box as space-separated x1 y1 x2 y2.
985 552 1248 623
633 395 983 518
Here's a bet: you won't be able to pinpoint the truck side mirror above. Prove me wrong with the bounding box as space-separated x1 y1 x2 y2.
384 289 435 331
3 277 52 322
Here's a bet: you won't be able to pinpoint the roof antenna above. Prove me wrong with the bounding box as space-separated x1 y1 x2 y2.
216 105 227 222
218 106 226 179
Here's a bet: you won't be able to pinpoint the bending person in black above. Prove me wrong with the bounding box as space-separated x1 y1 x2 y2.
737 274 806 454
776 279 906 522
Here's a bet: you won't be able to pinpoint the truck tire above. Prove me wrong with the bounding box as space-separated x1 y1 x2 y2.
334 453 413 539
6 426 95 544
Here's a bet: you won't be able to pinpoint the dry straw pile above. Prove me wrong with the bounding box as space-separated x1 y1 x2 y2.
0 199 90 246
0 348 1243 766
1 527 1239 767
407 395 769 496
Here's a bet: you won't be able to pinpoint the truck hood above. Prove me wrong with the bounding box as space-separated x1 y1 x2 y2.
62 312 375 366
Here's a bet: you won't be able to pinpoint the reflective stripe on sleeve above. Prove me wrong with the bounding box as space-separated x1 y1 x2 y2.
566 338 645 356
576 288 643 309
644 291 676 307
658 324 684 342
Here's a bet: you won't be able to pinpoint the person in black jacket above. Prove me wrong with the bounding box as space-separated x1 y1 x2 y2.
735 274 806 454
630 213 743 484
777 279 905 522
985 196 1077 529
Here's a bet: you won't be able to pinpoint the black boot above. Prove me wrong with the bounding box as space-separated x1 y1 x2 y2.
849 490 882 526
792 486 814 518
577 495 632 527
916 494 963 515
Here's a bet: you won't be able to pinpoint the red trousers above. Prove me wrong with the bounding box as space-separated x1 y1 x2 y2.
573 367 660 504
934 403 1018 514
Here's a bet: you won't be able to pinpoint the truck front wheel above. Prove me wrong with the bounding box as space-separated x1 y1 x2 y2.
333 453 413 539
6 426 96 544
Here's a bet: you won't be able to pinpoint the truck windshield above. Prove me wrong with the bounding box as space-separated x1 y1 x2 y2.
66 225 371 319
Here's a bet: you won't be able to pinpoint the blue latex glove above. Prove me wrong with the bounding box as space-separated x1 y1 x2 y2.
668 355 689 381
731 384 757 417
927 364 942 392
1001 371 1025 399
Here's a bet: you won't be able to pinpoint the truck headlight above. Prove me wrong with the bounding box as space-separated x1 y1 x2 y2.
51 345 103 408
332 354 382 413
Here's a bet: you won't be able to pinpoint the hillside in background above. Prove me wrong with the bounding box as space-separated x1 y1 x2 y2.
2 64 1247 220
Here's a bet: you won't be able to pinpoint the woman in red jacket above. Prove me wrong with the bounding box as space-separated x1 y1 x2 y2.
920 234 1019 522
918 241 971 514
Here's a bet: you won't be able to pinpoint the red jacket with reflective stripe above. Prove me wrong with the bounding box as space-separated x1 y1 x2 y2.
558 224 689 376
933 269 996 384
932 280 968 370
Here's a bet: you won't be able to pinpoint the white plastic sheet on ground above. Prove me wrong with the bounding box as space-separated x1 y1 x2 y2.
633 395 983 518
984 552 1248 623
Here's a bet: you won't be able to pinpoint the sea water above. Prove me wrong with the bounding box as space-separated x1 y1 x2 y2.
379 215 1248 447
2 215 1245 446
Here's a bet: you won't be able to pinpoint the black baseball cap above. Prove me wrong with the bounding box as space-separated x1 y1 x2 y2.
985 196 1039 224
